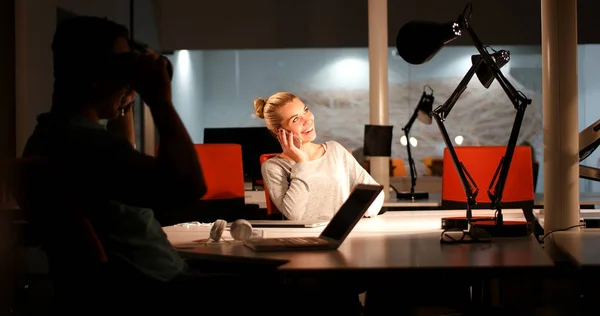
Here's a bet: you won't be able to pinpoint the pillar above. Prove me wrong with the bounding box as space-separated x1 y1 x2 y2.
367 0 390 199
541 0 580 232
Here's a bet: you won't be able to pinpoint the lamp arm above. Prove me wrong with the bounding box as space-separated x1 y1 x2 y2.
432 111 479 223
433 59 484 120
464 24 531 110
580 165 600 182
402 104 420 132
486 105 527 216
462 24 533 224
402 126 417 196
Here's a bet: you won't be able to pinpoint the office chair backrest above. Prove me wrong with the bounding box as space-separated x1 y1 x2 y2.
12 157 108 266
391 158 407 177
194 144 245 200
441 146 534 208
259 153 282 216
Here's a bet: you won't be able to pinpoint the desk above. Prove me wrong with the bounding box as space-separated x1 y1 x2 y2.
534 193 600 209
385 192 600 210
384 193 441 209
165 210 552 278
244 190 266 209
542 229 600 316
534 209 600 228
248 187 600 211
547 230 600 272
245 190 443 209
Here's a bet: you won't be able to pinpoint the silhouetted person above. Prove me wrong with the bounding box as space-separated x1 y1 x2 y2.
21 16 361 316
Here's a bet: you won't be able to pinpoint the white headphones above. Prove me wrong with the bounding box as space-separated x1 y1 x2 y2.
208 219 255 242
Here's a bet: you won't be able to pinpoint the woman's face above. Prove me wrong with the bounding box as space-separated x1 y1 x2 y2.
277 98 316 143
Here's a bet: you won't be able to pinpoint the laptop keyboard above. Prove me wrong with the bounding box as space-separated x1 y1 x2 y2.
277 237 325 244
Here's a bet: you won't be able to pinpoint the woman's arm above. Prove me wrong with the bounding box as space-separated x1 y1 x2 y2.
261 160 312 220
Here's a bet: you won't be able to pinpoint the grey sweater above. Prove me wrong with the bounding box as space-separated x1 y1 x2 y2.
261 141 384 220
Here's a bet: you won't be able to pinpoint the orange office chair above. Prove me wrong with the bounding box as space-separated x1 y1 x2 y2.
259 153 284 219
390 158 407 177
194 144 245 201
440 146 538 235
188 143 251 222
152 143 253 224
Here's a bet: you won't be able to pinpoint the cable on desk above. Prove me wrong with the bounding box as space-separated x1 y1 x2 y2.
539 224 585 244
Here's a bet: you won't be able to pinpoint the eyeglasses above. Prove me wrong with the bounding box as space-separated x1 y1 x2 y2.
440 225 492 244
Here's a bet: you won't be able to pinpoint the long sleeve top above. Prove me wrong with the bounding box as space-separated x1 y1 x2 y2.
261 141 384 220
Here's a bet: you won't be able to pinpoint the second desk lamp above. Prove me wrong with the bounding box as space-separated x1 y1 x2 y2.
396 86 435 200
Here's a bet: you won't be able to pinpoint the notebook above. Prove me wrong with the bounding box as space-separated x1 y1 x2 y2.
244 183 383 252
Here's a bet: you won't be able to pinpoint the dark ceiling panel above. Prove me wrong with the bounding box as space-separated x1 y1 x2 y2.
154 0 599 50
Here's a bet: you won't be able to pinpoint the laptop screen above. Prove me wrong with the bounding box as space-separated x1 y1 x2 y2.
319 184 383 242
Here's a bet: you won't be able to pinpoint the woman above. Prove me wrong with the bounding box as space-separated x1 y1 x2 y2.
254 91 384 220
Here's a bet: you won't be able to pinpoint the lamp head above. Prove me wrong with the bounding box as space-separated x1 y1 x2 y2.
416 89 435 125
471 49 510 89
396 20 462 65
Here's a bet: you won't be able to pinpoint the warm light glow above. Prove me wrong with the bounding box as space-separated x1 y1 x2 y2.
401 136 418 147
177 50 190 77
455 135 464 145
409 137 418 147
312 57 369 90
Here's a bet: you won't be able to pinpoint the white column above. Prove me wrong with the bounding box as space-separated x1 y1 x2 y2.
367 0 390 199
541 0 580 232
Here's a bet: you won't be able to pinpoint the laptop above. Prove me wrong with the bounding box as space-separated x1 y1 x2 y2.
244 183 383 252
243 220 329 228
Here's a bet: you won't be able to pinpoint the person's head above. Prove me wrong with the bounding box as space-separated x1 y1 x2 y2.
253 92 316 143
51 16 135 120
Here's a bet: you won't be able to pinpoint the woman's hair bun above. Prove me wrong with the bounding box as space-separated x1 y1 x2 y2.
253 97 267 119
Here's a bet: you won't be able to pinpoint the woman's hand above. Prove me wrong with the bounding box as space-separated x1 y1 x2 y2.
277 129 309 163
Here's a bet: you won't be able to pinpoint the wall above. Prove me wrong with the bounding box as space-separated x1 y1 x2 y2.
167 51 204 142
168 44 600 194
15 0 160 156
0 0 16 313
1 1 16 163
155 0 600 51
578 45 600 193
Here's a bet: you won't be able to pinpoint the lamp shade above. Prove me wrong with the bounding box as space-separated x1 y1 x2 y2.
416 92 434 124
396 21 462 65
471 50 510 89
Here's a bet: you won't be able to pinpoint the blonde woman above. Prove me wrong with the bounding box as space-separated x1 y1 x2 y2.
254 92 384 220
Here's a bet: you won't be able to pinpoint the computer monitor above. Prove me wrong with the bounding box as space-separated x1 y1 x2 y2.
203 127 282 184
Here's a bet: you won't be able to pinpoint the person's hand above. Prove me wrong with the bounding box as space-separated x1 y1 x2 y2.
130 51 172 109
277 129 309 163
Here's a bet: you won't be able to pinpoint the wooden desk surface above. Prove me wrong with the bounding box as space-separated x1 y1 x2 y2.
384 193 441 208
534 209 600 228
548 230 600 270
165 210 553 276
248 189 600 210
534 193 600 207
383 192 600 209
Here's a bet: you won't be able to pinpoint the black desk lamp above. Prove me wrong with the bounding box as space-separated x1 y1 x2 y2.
579 118 600 181
395 2 533 242
396 86 435 200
